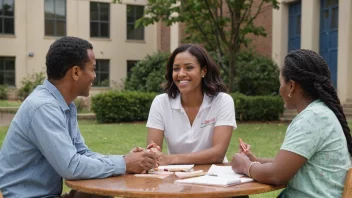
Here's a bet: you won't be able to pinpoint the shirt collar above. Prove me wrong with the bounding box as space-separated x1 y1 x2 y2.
307 99 322 108
42 79 71 112
170 93 213 110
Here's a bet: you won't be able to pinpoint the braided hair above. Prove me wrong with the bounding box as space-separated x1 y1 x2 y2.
282 49 352 156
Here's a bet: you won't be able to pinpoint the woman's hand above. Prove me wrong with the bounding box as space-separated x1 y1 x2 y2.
147 141 162 152
239 141 257 162
231 153 251 175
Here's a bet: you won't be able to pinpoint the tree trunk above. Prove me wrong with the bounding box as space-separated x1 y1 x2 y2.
228 52 237 92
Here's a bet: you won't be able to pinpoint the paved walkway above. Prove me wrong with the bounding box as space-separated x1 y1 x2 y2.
0 112 96 126
0 113 15 126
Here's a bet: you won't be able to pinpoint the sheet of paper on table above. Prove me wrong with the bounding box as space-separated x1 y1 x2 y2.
134 164 195 179
134 174 171 179
174 164 254 187
175 170 206 178
157 164 194 172
207 164 245 178
175 175 254 187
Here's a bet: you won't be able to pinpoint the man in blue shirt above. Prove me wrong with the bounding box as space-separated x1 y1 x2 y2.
0 37 158 198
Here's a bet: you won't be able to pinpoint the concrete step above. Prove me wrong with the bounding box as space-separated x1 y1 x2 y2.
344 108 352 115
77 113 96 120
281 107 352 121
342 103 352 108
346 98 352 103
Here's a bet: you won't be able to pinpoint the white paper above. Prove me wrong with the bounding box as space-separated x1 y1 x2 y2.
134 174 170 179
175 170 205 178
157 164 194 172
207 164 245 178
175 175 241 187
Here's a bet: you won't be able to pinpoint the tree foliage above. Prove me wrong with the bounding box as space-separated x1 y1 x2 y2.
135 0 279 92
124 52 169 93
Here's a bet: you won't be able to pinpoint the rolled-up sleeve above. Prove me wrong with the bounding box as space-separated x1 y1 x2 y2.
215 94 237 129
146 96 164 131
28 103 126 180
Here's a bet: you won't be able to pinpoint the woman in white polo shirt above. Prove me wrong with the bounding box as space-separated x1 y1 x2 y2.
146 44 236 165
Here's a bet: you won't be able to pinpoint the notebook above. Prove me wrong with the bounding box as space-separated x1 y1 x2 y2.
175 175 253 187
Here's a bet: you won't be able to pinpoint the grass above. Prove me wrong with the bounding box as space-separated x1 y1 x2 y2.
0 120 289 198
0 100 21 107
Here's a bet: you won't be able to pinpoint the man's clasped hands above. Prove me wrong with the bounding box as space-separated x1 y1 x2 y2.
123 141 165 174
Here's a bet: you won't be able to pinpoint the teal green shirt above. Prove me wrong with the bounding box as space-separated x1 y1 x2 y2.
281 100 351 198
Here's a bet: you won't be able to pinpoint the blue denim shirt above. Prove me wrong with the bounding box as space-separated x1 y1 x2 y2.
0 80 126 198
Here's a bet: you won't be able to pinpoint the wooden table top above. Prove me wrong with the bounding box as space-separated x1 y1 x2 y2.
65 165 285 197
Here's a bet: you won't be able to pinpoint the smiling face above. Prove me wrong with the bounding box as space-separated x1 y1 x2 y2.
172 51 206 96
172 51 206 94
76 49 96 97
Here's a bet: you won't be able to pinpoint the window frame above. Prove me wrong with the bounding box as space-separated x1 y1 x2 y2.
0 0 15 35
126 5 144 40
94 59 110 87
0 56 16 86
44 0 67 37
90 2 110 38
126 60 138 78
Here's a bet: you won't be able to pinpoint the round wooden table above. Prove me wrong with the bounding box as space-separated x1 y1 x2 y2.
65 165 285 197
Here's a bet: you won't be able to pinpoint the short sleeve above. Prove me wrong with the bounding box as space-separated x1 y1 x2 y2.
280 111 323 159
214 94 237 130
146 96 164 131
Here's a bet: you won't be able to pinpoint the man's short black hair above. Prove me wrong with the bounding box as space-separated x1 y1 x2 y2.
46 36 93 80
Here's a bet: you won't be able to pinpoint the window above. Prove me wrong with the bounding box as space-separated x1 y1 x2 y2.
0 57 15 86
126 5 144 40
127 60 138 78
90 2 110 38
0 0 15 34
94 60 109 87
44 0 66 36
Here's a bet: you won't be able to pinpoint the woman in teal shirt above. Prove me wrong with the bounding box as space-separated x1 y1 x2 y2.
231 49 352 198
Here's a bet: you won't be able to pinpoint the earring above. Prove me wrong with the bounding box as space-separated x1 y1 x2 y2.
288 93 292 97
202 75 205 78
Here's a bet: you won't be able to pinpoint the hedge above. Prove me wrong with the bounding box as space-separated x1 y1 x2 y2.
92 92 284 123
230 93 284 121
92 91 157 123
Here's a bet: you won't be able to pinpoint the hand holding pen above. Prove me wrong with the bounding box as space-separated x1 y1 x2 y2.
238 138 257 162
239 138 251 153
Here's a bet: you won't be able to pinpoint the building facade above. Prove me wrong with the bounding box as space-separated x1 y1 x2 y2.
272 0 352 103
0 0 163 96
0 0 273 99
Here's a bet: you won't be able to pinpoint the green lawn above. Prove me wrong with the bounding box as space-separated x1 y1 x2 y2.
2 120 352 197
0 120 290 198
0 100 21 107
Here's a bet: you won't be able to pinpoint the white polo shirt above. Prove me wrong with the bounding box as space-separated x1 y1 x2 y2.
146 92 236 157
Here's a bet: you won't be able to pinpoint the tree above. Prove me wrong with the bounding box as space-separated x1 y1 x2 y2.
130 0 279 92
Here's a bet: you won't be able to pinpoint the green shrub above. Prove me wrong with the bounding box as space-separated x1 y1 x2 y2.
124 52 169 93
92 91 157 123
74 97 91 113
92 91 284 123
231 93 284 121
18 72 46 100
236 51 280 95
209 50 280 95
0 84 8 100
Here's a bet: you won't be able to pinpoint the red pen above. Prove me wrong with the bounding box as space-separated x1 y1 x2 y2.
239 138 247 152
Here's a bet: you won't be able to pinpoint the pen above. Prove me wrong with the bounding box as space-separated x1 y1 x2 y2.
239 138 247 152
